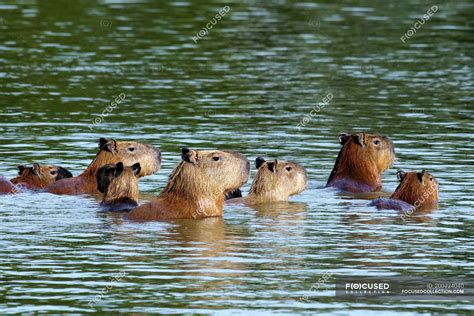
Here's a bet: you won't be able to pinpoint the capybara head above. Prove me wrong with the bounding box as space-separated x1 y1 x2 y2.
327 132 396 192
163 148 250 198
391 169 439 210
248 157 308 203
88 138 161 177
11 163 73 189
96 162 141 206
338 132 395 173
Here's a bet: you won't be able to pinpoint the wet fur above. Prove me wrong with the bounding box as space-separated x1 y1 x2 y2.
97 163 140 211
45 138 161 195
10 164 72 190
369 170 439 212
327 132 395 193
126 149 250 221
231 157 307 205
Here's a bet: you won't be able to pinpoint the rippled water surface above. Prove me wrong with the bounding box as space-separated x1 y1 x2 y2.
1 0 473 314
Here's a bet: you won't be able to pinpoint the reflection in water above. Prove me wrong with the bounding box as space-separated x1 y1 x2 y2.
0 0 473 313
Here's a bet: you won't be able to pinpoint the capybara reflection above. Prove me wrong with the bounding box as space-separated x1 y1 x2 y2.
97 162 141 211
10 163 73 190
229 157 307 205
45 138 161 195
126 148 250 221
370 170 439 214
326 132 395 193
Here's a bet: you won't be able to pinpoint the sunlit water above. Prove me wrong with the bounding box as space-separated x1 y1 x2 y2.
0 0 473 314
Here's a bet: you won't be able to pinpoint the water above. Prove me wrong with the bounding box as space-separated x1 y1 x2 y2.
0 0 473 314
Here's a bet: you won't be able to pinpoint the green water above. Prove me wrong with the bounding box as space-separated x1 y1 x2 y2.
0 0 473 314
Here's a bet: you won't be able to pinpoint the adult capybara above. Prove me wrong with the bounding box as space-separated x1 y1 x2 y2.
126 148 250 221
45 138 161 195
369 170 439 216
326 132 395 193
228 157 308 205
96 162 141 211
10 163 73 190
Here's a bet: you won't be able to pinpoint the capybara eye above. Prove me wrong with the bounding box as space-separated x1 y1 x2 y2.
430 177 433 181
50 171 57 175
213 156 221 161
373 140 381 145
128 147 135 152
286 166 292 172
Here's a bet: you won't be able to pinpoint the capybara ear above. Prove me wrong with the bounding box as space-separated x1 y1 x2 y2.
132 163 141 176
417 169 426 184
353 133 366 147
182 148 198 164
56 167 73 180
267 160 278 173
397 170 406 182
255 157 266 169
17 165 27 175
115 162 124 177
339 132 350 145
99 138 117 153
32 163 41 175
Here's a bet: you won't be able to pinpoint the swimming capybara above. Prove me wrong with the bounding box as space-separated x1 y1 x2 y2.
45 138 161 195
228 157 308 205
326 132 395 193
10 163 73 190
369 170 439 216
126 148 250 221
0 176 15 194
96 162 141 211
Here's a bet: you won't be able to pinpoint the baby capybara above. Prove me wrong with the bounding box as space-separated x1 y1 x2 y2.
228 157 308 205
369 170 439 217
11 163 73 190
96 162 141 211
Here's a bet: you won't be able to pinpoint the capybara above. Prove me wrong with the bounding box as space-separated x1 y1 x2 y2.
96 162 141 211
228 157 308 205
45 138 161 195
369 170 439 216
0 176 16 194
326 132 395 193
10 163 73 190
126 148 250 221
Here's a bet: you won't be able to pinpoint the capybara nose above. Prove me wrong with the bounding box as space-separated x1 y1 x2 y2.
154 148 162 163
246 160 250 173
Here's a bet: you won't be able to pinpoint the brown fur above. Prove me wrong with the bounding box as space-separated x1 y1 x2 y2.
126 148 250 221
45 138 161 195
230 157 307 205
391 170 439 210
0 176 15 194
10 163 73 190
327 132 395 193
97 162 141 210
